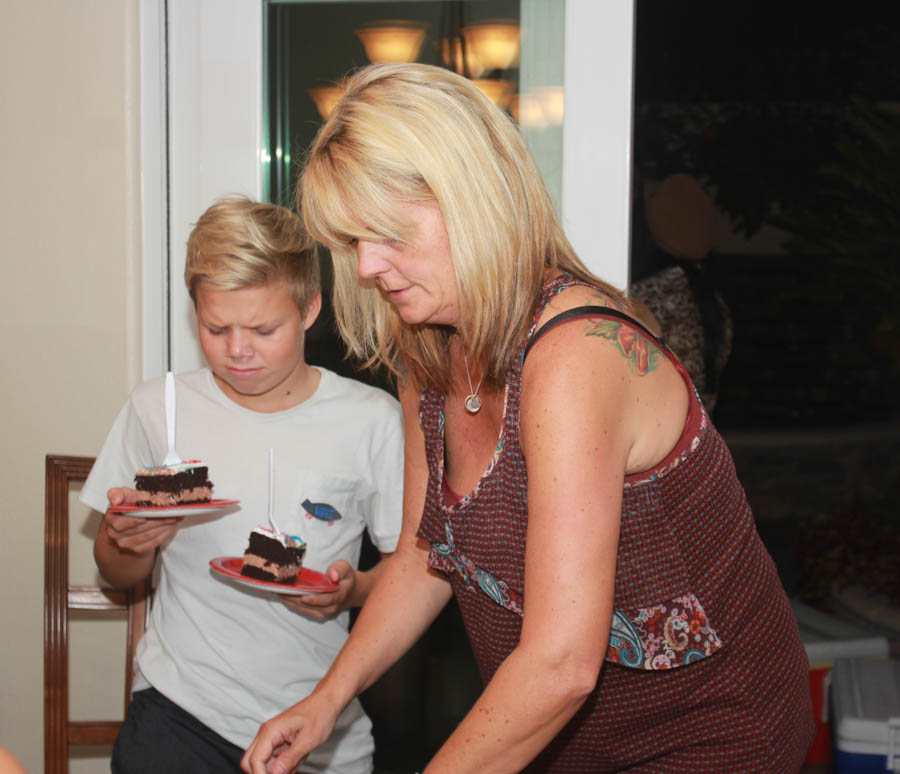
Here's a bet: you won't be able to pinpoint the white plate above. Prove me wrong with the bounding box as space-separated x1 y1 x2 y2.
109 499 240 518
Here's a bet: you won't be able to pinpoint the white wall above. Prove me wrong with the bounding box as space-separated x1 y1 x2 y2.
0 2 142 772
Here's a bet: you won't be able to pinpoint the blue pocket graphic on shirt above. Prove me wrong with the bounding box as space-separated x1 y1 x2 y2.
301 498 342 525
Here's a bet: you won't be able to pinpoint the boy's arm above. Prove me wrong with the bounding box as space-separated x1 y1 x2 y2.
279 551 393 619
84 387 171 589
94 486 175 589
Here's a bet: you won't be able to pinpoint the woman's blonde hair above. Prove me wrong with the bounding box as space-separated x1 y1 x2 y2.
299 63 624 391
185 195 319 312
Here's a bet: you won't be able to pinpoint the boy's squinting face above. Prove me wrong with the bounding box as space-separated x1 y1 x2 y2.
195 280 321 412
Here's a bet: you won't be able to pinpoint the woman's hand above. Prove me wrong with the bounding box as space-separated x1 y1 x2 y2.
241 693 340 774
102 486 180 555
279 559 356 619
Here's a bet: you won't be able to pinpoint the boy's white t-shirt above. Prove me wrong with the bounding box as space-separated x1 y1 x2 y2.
81 368 404 773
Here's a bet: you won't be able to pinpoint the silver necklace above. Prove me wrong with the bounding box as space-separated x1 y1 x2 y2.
462 351 483 414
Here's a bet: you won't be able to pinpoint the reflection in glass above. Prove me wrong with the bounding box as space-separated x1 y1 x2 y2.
354 20 429 63
306 83 344 120
461 19 520 74
264 1 564 209
264 1 564 387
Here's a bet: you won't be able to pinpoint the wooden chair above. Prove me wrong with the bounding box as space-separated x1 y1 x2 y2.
44 454 152 774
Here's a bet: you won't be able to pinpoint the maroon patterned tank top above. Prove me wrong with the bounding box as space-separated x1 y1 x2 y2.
415 274 814 772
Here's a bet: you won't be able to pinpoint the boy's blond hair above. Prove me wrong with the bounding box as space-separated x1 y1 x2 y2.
185 196 319 312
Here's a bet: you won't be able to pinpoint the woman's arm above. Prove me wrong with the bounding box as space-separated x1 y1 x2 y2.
422 300 685 773
241 378 453 774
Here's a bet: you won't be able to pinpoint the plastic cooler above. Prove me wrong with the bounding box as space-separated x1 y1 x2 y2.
791 599 890 766
830 657 900 772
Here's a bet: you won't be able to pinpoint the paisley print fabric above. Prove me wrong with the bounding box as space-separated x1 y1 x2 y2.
608 593 723 669
427 527 721 669
428 522 524 615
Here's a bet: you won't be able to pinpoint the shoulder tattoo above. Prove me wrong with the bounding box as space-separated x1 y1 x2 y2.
584 293 661 375
590 291 627 314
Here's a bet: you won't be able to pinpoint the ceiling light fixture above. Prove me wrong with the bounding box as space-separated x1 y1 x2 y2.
355 20 429 63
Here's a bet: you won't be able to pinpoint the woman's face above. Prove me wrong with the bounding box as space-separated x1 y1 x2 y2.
355 201 460 327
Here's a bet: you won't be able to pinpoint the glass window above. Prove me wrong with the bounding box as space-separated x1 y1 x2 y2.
630 2 900 647
263 0 565 383
263 1 564 208
159 1 632 375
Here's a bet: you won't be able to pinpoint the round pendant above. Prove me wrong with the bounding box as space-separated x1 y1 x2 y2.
465 394 482 414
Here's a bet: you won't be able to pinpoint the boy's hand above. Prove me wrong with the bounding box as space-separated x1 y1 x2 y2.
279 560 355 619
103 486 180 555
108 485 138 510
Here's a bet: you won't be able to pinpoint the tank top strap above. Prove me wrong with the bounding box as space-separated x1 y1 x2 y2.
526 273 582 334
524 304 667 363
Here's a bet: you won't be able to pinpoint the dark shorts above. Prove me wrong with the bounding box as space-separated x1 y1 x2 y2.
112 687 244 774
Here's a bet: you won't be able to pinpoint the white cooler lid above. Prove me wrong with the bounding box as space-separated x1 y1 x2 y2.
831 657 900 762
792 599 890 667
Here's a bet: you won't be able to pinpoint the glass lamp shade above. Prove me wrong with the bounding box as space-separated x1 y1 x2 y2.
307 85 344 120
438 35 486 79
438 36 466 74
513 92 544 128
509 93 520 123
354 21 429 63
534 85 565 125
472 78 514 110
512 87 564 128
461 21 520 73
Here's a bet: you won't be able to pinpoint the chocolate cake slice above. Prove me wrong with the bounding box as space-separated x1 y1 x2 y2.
134 460 213 507
240 526 307 584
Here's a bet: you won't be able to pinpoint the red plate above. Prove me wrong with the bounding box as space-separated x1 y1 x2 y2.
109 499 240 518
209 556 339 595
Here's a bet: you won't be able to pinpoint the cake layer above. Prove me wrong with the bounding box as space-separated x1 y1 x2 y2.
135 486 213 507
241 526 306 584
134 461 213 506
240 556 301 584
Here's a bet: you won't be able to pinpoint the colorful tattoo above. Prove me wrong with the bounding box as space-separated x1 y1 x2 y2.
586 317 660 375
591 291 627 314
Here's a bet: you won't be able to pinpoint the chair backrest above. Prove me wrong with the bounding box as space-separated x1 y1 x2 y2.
44 454 152 774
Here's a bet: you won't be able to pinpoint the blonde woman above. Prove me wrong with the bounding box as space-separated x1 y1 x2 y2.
243 63 814 774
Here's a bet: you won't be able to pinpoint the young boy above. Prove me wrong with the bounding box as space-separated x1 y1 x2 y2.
81 196 404 773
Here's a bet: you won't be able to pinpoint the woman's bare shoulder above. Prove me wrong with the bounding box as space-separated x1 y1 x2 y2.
539 282 627 323
531 283 664 378
524 283 690 474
